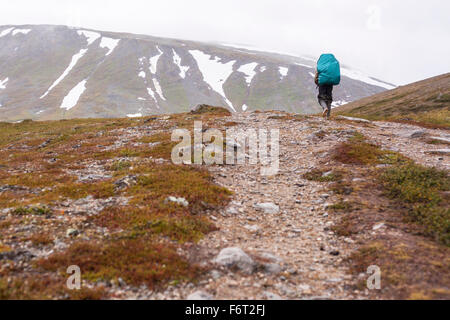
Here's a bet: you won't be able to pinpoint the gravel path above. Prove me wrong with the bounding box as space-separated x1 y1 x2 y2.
164 112 448 300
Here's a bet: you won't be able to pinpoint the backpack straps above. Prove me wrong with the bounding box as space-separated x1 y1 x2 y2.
314 71 319 86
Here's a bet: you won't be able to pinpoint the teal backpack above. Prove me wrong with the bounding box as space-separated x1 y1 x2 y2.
317 54 341 86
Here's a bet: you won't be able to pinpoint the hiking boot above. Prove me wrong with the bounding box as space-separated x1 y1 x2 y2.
322 109 328 118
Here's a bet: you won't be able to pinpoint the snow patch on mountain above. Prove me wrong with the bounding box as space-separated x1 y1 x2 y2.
0 77 8 89
99 37 120 56
238 62 258 85
127 113 142 118
189 49 236 111
147 87 158 105
60 79 87 110
341 68 396 90
279 67 288 79
0 28 14 38
172 49 189 79
221 43 394 89
138 71 146 78
332 100 349 108
296 62 314 69
77 30 101 46
40 49 88 99
152 78 166 101
149 46 163 74
242 104 249 111
12 29 31 36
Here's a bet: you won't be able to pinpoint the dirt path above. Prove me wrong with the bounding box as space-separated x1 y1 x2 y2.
157 112 448 300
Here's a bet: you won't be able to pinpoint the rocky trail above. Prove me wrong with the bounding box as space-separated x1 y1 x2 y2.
151 112 449 300
1 111 448 300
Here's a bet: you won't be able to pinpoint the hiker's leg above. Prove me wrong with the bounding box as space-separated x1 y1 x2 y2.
318 98 327 117
326 100 332 119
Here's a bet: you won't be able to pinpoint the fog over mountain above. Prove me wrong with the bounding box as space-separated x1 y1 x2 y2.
0 25 395 121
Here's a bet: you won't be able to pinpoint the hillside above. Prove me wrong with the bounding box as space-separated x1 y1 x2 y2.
335 73 450 129
0 24 395 121
0 107 448 300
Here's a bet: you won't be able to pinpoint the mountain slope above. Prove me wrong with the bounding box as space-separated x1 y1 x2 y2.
336 73 450 128
0 24 395 121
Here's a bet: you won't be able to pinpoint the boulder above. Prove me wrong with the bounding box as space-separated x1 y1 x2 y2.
213 247 255 274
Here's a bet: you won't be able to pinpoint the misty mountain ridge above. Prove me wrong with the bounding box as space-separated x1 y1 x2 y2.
0 24 396 121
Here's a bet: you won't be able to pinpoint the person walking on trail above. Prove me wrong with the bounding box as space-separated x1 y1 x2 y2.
314 54 341 119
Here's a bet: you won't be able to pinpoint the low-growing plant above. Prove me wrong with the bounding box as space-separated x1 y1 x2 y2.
37 239 202 289
12 206 52 216
380 163 449 245
303 169 343 182
333 133 405 165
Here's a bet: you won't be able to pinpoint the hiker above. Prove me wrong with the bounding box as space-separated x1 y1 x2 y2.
314 54 341 119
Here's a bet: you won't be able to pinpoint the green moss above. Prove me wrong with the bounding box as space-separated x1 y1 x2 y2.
333 133 406 165
108 160 132 172
303 169 343 182
380 163 449 245
12 206 52 216
327 201 354 212
56 181 116 200
0 275 105 300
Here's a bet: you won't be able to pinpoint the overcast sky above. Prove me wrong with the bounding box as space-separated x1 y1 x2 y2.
1 0 449 85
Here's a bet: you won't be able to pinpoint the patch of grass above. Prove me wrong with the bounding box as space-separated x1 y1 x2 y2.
347 242 385 273
146 135 179 160
0 243 12 253
0 275 106 300
2 171 74 189
333 134 405 165
107 160 132 172
129 216 217 243
56 181 116 200
380 163 449 245
335 73 450 129
94 206 217 243
128 163 231 209
327 201 355 212
29 233 54 247
190 104 232 116
330 180 354 195
0 112 235 297
303 169 343 182
0 220 12 230
12 206 53 216
37 239 202 289
331 216 357 237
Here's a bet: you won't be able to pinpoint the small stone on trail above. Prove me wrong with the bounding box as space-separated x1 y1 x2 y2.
66 228 79 237
187 290 213 300
254 202 279 214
